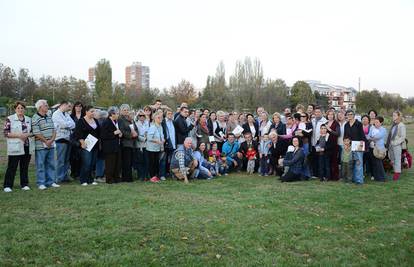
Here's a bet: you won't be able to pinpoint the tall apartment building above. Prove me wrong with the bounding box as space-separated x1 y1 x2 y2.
125 62 150 95
87 67 96 93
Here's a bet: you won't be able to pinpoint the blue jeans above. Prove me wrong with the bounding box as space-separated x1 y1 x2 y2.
95 158 105 178
35 148 56 186
352 151 364 184
80 148 97 184
56 142 71 182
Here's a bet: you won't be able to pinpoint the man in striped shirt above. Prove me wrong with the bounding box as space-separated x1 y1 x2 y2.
32 99 60 190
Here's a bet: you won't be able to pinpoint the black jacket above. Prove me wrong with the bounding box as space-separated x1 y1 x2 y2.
344 120 366 142
174 114 193 145
242 122 259 140
269 140 288 160
238 140 259 158
269 122 286 136
100 118 121 154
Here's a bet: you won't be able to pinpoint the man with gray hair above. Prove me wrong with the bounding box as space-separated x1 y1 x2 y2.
170 137 197 183
32 99 60 190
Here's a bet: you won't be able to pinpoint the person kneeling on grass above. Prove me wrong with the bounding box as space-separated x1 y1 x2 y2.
171 137 198 183
279 137 305 182
222 133 241 172
193 142 214 179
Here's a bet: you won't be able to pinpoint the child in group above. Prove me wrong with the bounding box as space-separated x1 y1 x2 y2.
208 142 228 176
341 136 353 183
246 146 257 175
220 152 229 175
258 133 272 176
315 124 332 181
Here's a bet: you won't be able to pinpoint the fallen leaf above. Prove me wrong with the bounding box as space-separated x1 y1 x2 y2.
181 236 188 240
216 254 221 259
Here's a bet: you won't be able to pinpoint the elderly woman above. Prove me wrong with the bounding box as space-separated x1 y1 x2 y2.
259 112 272 137
3 101 35 192
136 109 149 180
74 105 100 186
118 104 138 182
270 112 286 136
367 116 387 182
214 110 227 151
146 110 165 183
386 111 406 181
101 106 122 184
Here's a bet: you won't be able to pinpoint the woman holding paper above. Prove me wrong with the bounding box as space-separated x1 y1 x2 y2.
214 110 227 151
101 106 122 184
74 105 100 186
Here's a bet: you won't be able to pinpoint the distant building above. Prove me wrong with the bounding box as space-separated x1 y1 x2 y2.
125 62 150 96
88 67 96 82
87 67 96 93
305 80 357 110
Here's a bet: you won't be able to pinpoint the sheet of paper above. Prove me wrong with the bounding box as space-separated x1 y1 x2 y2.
84 134 98 152
232 125 244 136
351 141 365 152
208 136 215 143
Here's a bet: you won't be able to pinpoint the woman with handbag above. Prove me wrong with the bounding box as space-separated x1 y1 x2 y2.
367 116 387 182
3 101 35 192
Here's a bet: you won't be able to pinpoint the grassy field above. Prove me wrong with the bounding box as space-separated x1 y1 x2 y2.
0 124 413 266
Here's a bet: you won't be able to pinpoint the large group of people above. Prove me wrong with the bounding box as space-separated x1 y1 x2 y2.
3 99 412 192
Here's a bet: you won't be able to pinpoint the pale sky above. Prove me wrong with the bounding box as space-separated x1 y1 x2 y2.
1 0 413 97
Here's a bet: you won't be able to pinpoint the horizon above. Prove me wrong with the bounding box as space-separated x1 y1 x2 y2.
2 0 413 97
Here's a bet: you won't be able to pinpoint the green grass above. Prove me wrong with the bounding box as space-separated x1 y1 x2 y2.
0 124 413 266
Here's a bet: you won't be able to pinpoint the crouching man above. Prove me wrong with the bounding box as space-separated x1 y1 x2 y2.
170 137 198 183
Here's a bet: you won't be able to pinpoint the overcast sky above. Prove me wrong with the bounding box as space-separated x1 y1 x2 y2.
1 0 413 97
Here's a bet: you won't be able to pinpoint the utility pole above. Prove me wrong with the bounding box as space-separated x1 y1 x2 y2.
358 77 361 92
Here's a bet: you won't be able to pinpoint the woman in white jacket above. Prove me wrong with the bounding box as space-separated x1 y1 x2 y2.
3 101 35 192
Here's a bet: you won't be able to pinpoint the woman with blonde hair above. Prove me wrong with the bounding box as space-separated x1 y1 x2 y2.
146 110 165 183
270 112 286 136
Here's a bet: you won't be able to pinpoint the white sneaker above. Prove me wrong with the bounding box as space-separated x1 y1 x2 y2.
22 186 31 191
81 183 88 186
4 187 12 193
160 176 166 181
91 182 98 185
51 183 60 188
38 185 47 190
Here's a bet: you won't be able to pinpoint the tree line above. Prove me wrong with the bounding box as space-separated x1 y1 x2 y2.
1 58 413 115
